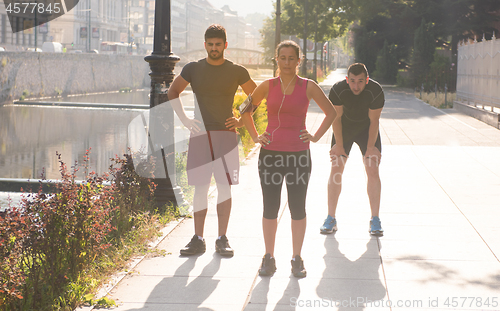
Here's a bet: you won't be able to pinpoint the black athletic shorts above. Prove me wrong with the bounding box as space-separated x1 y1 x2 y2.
331 120 382 156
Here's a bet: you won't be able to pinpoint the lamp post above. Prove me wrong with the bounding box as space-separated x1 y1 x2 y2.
274 0 281 77
302 0 308 77
34 0 37 49
88 0 91 52
144 0 182 208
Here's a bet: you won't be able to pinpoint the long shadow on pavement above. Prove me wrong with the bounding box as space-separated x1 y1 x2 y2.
127 254 221 311
244 271 301 311
316 235 387 311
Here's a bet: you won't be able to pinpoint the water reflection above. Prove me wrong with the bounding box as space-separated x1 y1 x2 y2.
0 105 143 180
49 90 150 106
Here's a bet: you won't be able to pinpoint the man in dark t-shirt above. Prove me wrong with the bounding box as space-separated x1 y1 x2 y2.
320 63 385 236
168 24 257 257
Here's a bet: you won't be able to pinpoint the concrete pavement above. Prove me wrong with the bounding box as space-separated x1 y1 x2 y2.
91 70 500 310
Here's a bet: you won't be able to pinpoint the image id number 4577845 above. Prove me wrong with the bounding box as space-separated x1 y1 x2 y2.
443 297 498 308
6 1 62 15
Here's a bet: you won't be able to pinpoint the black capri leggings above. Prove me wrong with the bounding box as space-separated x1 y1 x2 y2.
258 148 312 220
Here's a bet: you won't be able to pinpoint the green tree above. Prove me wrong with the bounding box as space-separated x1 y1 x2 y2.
352 26 377 74
279 0 351 78
348 0 417 74
412 18 435 89
407 0 499 58
343 0 498 87
373 40 399 84
259 14 279 66
428 51 452 91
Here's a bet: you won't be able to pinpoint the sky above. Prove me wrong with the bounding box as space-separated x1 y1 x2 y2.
208 0 274 18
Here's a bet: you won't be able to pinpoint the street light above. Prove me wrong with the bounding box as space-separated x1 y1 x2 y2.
144 0 182 208
302 0 308 77
88 0 91 51
274 0 281 77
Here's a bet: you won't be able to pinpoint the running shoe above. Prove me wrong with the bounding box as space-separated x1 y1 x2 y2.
180 235 206 256
215 235 234 257
291 255 307 278
369 216 384 236
320 215 337 234
258 253 276 276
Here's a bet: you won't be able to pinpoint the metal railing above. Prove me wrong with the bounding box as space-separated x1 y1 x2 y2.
456 90 500 112
456 34 500 113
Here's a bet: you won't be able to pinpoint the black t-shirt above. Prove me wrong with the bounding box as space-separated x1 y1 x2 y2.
328 79 384 128
181 59 251 131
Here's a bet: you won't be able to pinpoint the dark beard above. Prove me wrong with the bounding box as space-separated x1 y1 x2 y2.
208 51 223 60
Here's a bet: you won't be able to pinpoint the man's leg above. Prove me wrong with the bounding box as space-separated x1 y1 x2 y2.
364 156 381 217
327 156 347 217
193 183 211 237
180 183 210 256
216 182 231 237
361 130 383 236
321 143 349 234
214 182 235 257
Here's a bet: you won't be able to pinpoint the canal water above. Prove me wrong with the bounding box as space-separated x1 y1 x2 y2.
0 90 195 181
0 69 272 208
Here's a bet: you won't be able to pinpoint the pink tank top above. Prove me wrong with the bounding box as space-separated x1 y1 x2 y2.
264 76 310 152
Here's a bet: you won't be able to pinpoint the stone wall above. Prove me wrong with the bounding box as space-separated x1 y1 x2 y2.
0 52 151 105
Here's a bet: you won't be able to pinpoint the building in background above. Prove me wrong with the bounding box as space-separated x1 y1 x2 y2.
0 0 262 56
0 0 129 52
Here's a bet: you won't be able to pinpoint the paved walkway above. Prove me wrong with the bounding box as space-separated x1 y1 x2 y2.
88 70 500 310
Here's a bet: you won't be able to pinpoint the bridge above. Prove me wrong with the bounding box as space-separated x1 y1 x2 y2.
176 48 272 70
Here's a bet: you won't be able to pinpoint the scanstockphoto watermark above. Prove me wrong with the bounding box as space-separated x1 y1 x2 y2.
290 297 424 308
290 296 499 309
258 153 311 186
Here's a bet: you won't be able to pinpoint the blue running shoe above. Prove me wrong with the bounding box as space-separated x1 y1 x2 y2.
320 215 337 234
370 216 384 236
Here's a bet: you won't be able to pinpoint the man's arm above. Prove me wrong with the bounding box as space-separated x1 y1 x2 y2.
167 75 201 132
365 107 383 162
240 79 257 95
330 105 347 158
226 78 258 130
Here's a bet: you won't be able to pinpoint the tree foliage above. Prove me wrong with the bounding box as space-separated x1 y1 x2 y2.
280 0 350 43
259 14 278 65
412 18 436 88
259 0 499 86
374 40 399 84
349 0 499 85
260 0 351 67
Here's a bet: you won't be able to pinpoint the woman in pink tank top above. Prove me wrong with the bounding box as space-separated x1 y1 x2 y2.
241 40 336 278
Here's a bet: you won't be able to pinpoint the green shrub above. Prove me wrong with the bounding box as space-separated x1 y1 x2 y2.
232 92 268 156
0 150 172 310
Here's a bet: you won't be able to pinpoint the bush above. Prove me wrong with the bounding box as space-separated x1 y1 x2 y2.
232 92 268 155
0 150 170 310
0 151 115 310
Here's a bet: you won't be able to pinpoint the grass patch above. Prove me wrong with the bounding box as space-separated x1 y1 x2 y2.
233 91 268 156
416 91 456 109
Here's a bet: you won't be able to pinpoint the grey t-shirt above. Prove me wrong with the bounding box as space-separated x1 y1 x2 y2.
181 59 251 131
